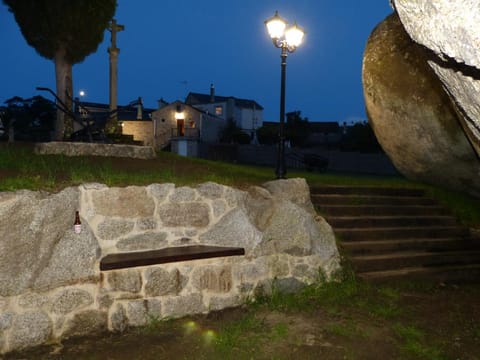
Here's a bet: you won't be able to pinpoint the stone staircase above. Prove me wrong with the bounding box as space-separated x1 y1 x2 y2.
311 185 480 283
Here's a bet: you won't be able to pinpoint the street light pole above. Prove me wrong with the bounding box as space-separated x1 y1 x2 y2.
265 11 305 180
277 46 288 179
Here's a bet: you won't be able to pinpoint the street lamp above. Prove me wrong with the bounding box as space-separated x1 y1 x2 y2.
265 11 305 179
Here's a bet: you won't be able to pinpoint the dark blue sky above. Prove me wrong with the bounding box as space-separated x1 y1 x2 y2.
0 1 392 123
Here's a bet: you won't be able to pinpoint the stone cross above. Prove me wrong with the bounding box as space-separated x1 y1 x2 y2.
109 19 125 50
107 19 125 130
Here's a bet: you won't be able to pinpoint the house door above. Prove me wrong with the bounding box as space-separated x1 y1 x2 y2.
177 119 185 136
178 140 187 156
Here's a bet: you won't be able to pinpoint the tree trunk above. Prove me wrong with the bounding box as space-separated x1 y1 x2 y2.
64 66 74 138
54 48 73 141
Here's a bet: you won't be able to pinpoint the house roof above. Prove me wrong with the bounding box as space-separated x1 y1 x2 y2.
186 92 264 111
76 101 155 121
153 100 224 120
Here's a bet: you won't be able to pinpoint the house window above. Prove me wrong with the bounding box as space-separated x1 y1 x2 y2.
215 106 223 116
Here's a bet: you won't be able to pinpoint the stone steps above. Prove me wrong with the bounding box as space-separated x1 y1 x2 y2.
335 226 469 241
311 185 480 283
328 215 457 228
342 237 480 255
351 250 480 273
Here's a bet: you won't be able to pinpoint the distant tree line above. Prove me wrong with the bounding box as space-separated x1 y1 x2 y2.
0 96 56 142
255 112 383 153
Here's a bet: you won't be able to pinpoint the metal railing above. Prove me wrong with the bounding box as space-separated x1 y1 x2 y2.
171 128 200 138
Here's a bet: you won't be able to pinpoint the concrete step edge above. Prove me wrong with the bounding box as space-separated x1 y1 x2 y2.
351 250 480 261
358 264 480 279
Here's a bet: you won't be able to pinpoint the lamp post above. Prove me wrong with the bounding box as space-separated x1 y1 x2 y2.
265 11 305 179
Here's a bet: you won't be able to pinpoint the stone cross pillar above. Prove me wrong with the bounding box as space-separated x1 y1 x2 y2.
107 19 125 134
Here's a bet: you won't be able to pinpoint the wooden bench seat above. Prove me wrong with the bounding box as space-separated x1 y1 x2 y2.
100 245 245 271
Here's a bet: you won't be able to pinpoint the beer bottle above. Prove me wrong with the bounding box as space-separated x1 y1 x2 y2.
74 211 82 234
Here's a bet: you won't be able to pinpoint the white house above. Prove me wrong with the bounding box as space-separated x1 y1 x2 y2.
185 84 264 141
151 100 224 156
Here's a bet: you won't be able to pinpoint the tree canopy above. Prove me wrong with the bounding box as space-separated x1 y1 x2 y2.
3 0 116 64
3 0 117 140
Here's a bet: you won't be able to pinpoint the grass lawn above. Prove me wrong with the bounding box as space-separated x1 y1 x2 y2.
1 142 479 226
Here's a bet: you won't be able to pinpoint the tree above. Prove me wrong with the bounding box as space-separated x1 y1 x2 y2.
285 111 310 147
257 123 279 145
220 118 251 144
3 0 117 141
341 121 383 153
1 95 55 142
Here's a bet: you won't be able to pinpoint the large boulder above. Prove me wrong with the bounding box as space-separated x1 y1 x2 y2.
393 0 480 157
362 13 480 197
0 188 100 296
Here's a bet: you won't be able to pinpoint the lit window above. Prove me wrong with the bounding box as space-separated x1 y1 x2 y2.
215 106 223 116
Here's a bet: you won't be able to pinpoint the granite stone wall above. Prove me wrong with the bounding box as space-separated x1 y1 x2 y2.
0 178 340 354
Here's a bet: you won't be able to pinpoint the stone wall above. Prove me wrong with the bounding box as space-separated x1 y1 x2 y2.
34 142 156 159
0 179 340 354
122 121 154 147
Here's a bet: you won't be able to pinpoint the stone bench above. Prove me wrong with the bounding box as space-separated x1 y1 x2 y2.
100 245 245 271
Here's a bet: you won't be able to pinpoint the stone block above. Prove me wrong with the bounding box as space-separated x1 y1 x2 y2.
144 268 187 297
126 299 162 326
8 311 52 351
116 232 168 251
0 313 13 331
263 178 315 214
158 203 210 228
244 186 275 231
162 293 206 318
91 186 155 218
110 303 128 332
51 288 94 315
212 199 228 219
208 295 242 311
0 187 81 296
97 219 135 240
17 293 48 309
197 182 225 199
147 183 175 204
234 260 269 284
63 310 108 339
169 186 197 202
267 255 290 278
107 270 142 293
34 142 156 159
97 290 114 310
199 209 262 254
33 224 100 291
192 265 233 293
136 218 157 231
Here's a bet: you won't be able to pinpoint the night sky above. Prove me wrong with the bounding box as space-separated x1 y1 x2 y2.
0 1 393 123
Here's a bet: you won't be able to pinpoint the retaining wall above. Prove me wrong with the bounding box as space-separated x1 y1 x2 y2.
0 178 340 354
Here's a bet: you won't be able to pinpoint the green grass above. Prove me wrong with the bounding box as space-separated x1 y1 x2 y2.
213 313 266 358
425 185 480 226
325 321 370 339
138 315 177 335
252 268 403 320
394 324 448 360
1 144 479 226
